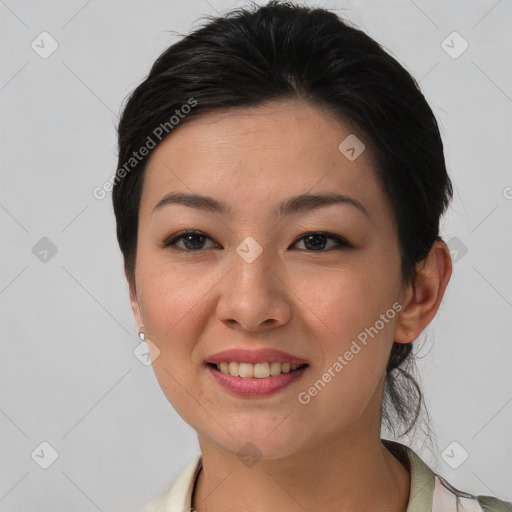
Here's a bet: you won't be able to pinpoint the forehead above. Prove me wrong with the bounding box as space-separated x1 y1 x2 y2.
140 100 391 223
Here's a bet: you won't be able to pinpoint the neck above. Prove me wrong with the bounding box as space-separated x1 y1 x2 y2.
192 430 410 512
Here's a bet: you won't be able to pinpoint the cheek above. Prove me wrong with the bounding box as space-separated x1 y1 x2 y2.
293 263 391 336
135 264 225 431
296 271 397 427
292 263 399 382
137 265 206 416
137 257 211 336
134 263 205 388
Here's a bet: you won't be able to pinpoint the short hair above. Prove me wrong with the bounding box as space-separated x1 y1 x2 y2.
112 0 453 437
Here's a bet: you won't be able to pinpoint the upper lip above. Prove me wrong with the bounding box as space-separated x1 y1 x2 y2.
206 348 309 365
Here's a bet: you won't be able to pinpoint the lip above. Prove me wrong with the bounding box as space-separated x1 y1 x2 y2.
206 348 309 365
206 364 309 397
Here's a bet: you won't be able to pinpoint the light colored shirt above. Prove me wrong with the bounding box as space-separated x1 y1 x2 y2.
141 440 512 512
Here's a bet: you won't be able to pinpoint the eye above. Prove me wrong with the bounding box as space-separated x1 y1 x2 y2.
161 230 219 252
291 231 351 251
161 230 351 253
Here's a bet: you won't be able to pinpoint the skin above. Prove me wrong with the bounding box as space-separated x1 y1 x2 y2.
129 99 452 512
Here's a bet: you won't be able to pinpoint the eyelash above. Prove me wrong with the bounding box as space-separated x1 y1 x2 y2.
160 230 352 253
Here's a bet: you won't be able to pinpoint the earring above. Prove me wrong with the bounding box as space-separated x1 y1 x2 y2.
138 325 145 341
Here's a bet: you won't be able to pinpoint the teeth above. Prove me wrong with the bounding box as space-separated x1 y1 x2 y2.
238 363 253 378
215 361 304 378
270 361 282 376
228 362 239 377
253 362 269 378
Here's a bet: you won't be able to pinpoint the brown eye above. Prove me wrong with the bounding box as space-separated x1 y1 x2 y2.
291 232 351 251
162 230 219 252
161 230 351 253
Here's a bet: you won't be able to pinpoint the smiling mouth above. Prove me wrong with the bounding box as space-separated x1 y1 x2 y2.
207 361 309 379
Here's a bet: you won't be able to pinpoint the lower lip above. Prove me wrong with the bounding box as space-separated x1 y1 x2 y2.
206 364 309 397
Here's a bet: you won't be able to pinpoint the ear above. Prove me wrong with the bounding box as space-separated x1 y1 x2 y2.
129 284 144 330
394 240 452 344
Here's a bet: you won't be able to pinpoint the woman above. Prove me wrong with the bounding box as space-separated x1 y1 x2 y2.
112 2 511 511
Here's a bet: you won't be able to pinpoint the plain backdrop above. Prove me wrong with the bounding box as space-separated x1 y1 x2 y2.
1 0 511 510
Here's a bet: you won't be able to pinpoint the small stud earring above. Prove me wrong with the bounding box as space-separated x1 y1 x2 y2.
138 325 145 341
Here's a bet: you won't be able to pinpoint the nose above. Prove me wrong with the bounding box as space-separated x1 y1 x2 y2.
216 250 292 333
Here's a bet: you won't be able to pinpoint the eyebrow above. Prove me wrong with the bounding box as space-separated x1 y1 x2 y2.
151 191 369 218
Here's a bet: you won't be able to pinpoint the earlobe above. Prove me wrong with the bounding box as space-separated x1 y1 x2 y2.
393 240 452 344
129 286 144 328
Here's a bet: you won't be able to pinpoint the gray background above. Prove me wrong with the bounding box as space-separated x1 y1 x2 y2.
1 0 511 510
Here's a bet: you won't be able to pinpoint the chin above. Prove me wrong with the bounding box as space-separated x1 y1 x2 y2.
199 421 310 462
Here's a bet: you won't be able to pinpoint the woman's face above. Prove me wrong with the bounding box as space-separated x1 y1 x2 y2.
131 100 409 459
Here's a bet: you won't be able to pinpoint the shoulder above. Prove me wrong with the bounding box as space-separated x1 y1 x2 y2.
140 454 202 512
140 489 169 512
434 474 512 512
477 495 512 512
383 439 512 512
